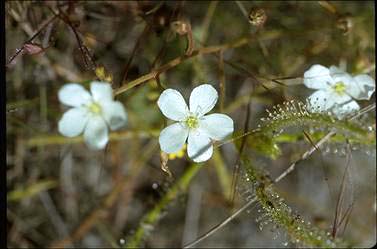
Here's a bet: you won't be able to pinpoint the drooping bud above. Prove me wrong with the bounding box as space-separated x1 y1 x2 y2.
23 43 44 55
248 7 267 27
336 13 353 35
170 20 190 36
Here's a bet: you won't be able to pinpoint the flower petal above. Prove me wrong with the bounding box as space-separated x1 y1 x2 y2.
333 94 352 105
303 64 333 89
58 107 89 137
58 83 91 107
329 66 354 87
307 90 334 112
159 122 189 153
90 81 114 103
157 89 189 121
189 84 218 117
100 101 127 130
329 65 346 77
332 101 360 119
187 129 213 163
84 116 109 150
350 74 375 100
199 113 234 140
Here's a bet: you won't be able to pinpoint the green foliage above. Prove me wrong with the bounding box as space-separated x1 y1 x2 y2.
6 1 375 248
243 101 375 159
124 164 201 248
247 132 282 159
243 158 348 247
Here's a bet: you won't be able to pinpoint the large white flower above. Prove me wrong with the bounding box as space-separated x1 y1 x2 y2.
303 64 375 118
157 84 234 163
58 81 127 150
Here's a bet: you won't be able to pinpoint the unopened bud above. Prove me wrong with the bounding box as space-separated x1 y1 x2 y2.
336 13 353 35
170 20 190 36
23 43 44 55
248 7 267 27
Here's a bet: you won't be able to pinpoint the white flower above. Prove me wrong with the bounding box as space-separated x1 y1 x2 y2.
58 81 127 150
303 64 375 118
157 84 234 163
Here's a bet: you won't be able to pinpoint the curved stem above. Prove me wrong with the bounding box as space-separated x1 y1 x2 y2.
114 33 282 96
124 163 201 248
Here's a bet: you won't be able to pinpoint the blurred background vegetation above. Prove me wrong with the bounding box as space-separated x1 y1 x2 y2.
6 1 375 248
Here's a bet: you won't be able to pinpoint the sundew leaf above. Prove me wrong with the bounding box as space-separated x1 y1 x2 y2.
246 133 282 160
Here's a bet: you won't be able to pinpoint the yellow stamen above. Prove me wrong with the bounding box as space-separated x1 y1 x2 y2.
185 116 199 129
332 82 346 95
88 102 102 114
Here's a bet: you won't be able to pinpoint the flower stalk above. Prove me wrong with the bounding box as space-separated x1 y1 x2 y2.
124 163 201 248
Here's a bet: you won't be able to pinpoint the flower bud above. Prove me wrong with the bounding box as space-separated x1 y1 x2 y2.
248 7 267 27
23 43 44 55
170 20 190 36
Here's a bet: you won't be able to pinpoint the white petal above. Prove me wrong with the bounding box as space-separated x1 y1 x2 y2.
100 101 127 130
332 101 360 119
329 65 346 78
199 114 234 140
84 116 109 150
90 81 114 103
157 89 189 121
331 92 352 105
187 130 213 163
159 122 189 153
350 74 375 100
58 107 89 137
307 90 334 112
189 84 218 117
303 64 333 89
58 83 91 107
329 66 354 87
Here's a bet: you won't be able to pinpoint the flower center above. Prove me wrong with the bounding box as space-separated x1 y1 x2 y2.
185 116 199 129
88 102 102 114
332 82 346 95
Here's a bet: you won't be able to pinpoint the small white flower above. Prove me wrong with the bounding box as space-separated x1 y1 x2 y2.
303 64 375 118
58 81 127 150
157 84 234 163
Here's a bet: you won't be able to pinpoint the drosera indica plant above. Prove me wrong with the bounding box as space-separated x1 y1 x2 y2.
6 2 375 248
52 30 376 242
121 97 375 248
54 61 375 247
242 157 348 248
121 74 375 247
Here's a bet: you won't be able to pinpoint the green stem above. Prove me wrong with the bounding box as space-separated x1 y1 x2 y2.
114 32 282 96
26 129 159 147
243 158 348 247
124 163 201 248
212 149 232 201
